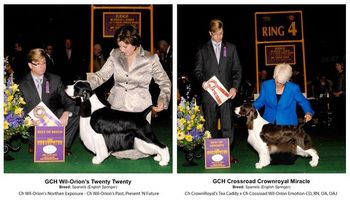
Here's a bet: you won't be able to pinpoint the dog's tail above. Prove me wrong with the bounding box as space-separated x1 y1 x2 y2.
142 105 153 119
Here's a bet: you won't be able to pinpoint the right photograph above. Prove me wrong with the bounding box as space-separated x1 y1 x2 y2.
177 4 345 173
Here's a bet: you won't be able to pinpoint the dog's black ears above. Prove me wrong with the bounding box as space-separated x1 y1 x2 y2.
247 104 258 118
246 106 258 130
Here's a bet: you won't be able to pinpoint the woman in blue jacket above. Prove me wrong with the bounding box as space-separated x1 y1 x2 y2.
253 63 314 126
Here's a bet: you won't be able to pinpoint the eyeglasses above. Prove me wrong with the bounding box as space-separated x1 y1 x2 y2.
210 31 224 36
31 62 46 66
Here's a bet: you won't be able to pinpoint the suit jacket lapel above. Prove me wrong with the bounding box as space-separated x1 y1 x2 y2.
25 74 41 103
41 74 50 104
130 47 145 72
278 82 290 106
270 81 278 106
206 41 219 67
116 50 128 72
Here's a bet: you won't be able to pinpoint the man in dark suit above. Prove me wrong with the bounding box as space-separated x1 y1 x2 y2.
157 40 172 78
44 43 57 75
19 48 79 155
11 41 29 82
57 38 82 85
194 19 242 163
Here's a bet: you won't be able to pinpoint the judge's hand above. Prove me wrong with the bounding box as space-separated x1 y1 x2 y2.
60 111 70 126
202 81 209 90
152 102 164 113
229 88 237 99
202 81 217 90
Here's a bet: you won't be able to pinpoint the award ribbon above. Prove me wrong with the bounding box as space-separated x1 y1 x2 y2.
207 80 231 105
33 106 61 126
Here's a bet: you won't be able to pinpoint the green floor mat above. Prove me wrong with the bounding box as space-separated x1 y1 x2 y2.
4 118 172 173
178 125 345 173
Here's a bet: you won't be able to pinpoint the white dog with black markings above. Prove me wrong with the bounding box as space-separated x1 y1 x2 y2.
65 81 170 166
235 103 319 169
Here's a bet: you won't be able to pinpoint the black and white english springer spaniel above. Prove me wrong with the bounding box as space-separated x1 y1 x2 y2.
65 81 170 166
235 103 319 169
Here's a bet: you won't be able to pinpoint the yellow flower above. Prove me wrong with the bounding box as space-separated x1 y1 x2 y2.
4 105 8 115
4 121 9 130
14 107 23 115
185 134 193 142
204 130 212 139
179 118 186 125
196 124 203 131
177 131 185 140
177 105 185 112
194 105 200 113
24 117 33 127
8 95 14 102
11 83 19 93
19 97 26 105
177 98 209 150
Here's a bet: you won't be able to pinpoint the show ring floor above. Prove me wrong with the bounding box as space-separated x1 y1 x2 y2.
177 123 345 173
4 118 172 173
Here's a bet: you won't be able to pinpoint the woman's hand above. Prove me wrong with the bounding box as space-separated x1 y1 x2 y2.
152 102 164 113
304 112 312 122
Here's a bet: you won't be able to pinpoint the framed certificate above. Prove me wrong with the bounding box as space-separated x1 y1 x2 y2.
204 138 230 169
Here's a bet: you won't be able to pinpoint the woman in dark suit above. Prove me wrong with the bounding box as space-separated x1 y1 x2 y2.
253 63 314 126
19 48 79 155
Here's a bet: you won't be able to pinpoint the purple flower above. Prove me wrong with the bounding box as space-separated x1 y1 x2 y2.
189 129 203 141
223 46 227 57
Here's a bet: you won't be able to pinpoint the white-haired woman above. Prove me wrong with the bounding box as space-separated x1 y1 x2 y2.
253 63 314 125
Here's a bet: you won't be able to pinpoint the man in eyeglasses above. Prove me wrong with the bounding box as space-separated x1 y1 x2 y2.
19 48 79 156
194 19 242 164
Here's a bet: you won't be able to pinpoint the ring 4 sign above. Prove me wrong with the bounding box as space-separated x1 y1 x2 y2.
255 11 307 95
256 11 303 42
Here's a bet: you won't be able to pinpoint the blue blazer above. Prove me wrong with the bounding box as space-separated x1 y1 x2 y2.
253 79 314 125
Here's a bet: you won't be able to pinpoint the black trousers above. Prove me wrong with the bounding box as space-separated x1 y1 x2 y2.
202 93 234 146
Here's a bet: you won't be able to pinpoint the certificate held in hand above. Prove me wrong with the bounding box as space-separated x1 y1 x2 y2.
206 76 231 106
28 101 62 126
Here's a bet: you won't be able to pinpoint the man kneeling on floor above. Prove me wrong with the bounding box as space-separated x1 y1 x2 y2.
19 48 79 156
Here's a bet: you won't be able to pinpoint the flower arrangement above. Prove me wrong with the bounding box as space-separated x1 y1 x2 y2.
177 97 211 151
4 58 32 142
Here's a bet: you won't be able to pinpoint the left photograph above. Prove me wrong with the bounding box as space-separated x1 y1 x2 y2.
3 4 173 173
